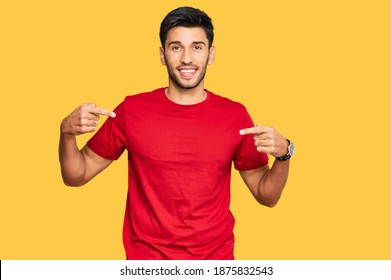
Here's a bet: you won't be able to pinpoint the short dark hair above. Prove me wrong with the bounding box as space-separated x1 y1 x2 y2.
159 6 214 49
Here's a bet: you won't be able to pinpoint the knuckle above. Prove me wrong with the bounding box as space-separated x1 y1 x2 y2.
80 112 89 119
80 126 94 133
79 103 88 110
80 103 95 112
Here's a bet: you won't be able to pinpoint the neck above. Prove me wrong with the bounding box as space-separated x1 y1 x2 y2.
166 83 206 105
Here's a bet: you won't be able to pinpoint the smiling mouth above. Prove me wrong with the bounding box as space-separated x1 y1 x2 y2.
178 68 197 78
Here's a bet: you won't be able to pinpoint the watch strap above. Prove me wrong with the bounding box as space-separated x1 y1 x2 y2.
276 139 293 161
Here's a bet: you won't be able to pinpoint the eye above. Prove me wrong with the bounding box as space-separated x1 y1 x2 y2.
171 45 181 51
194 45 203 51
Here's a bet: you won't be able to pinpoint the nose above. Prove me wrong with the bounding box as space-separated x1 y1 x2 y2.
180 48 193 65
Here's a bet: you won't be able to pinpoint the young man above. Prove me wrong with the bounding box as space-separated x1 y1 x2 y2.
59 6 294 259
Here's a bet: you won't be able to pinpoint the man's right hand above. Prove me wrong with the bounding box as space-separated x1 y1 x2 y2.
61 103 116 135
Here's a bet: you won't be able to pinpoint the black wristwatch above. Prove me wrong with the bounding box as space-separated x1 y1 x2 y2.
276 139 295 161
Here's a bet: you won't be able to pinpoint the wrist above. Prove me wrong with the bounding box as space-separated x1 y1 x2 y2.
275 139 294 161
60 117 75 136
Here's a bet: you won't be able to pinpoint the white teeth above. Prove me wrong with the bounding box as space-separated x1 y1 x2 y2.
180 69 196 73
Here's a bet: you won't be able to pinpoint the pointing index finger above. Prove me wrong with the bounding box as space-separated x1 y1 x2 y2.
239 127 257 136
239 125 264 135
91 107 116 118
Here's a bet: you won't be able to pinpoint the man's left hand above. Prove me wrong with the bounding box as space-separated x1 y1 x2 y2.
239 125 288 158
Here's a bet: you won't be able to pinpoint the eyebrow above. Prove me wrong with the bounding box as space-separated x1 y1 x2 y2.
167 41 206 46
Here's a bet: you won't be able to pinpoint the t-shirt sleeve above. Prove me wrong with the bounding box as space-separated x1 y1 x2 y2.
233 108 269 170
87 102 126 160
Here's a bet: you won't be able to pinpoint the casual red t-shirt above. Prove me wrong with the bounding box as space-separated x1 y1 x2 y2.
87 88 268 259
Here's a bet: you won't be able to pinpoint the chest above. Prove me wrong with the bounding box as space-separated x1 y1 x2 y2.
123 106 243 166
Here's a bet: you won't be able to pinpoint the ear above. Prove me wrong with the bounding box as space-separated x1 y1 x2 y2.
159 47 166 66
208 46 216 65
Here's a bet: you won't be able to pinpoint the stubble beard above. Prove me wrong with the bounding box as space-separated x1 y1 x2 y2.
165 56 208 90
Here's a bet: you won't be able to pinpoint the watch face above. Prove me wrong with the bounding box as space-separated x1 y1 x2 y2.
289 143 295 156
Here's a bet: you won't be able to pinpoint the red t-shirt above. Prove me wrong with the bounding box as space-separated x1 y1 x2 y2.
87 88 268 259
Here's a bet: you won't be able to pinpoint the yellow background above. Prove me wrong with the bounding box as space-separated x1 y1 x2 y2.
1 0 390 259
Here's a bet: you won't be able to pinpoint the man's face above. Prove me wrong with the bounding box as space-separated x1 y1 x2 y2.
160 26 215 90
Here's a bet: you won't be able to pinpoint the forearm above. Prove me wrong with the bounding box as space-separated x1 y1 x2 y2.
257 160 290 207
58 132 87 186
